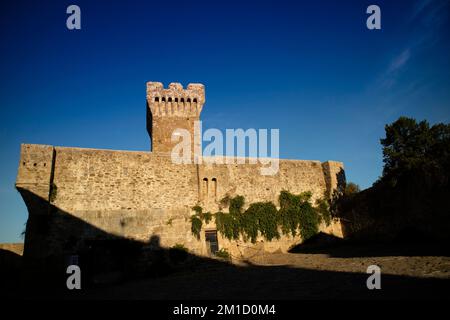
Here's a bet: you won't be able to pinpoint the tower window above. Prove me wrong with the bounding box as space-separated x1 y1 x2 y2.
193 98 197 103
187 98 191 103
211 178 217 199
162 97 166 102
202 178 208 199
168 97 172 102
175 98 178 102
180 98 185 103
154 97 160 102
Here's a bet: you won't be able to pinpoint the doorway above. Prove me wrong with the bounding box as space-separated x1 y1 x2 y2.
205 230 218 255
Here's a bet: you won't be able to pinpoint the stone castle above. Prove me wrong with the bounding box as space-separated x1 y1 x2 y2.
16 82 345 262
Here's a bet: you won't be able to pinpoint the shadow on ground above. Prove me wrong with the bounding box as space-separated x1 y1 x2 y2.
2 189 449 300
289 232 450 258
3 237 450 300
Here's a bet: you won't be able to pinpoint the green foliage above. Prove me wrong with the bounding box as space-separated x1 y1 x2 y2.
229 195 245 215
215 248 231 260
215 211 240 240
330 182 361 218
192 205 203 215
192 193 328 243
172 243 188 251
190 215 202 239
333 117 450 242
200 211 213 224
190 205 214 239
380 117 450 184
216 198 280 243
279 190 311 210
298 202 320 241
316 197 331 226
345 182 360 195
242 202 279 242
278 191 319 240
192 205 212 223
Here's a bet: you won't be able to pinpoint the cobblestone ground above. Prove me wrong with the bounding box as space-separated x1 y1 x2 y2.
78 244 450 300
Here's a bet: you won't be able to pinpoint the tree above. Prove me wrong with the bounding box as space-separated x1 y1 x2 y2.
380 116 450 184
345 182 360 195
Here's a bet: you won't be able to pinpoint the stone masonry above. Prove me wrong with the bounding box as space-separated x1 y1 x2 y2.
16 82 345 261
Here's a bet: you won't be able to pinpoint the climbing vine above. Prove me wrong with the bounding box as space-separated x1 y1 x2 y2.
190 215 202 239
191 191 332 243
278 190 319 240
315 197 331 226
190 205 213 239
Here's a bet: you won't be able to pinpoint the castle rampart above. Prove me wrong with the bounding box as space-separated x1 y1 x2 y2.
16 81 345 262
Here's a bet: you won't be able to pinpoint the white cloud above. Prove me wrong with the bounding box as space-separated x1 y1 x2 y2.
388 49 411 74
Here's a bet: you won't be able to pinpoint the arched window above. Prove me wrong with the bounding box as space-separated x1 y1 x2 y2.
202 178 208 199
211 178 217 200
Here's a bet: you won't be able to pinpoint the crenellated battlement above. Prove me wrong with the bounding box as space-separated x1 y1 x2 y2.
146 82 205 117
146 81 206 152
15 80 346 263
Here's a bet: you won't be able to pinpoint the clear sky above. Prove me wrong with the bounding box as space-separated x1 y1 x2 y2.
1 0 449 242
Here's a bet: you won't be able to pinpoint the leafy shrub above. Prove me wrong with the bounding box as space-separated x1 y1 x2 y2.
172 243 188 251
215 248 231 260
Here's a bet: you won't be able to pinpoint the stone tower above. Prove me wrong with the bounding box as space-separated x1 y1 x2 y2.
146 82 205 153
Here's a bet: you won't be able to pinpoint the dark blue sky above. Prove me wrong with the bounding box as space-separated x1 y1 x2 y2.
1 0 449 242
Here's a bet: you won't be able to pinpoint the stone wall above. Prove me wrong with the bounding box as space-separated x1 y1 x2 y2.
16 143 344 260
0 243 24 256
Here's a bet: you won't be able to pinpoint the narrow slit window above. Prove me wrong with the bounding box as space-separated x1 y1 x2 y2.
211 178 217 200
202 178 208 199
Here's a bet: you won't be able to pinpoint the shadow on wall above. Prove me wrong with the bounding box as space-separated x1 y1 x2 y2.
0 249 23 291
3 188 449 300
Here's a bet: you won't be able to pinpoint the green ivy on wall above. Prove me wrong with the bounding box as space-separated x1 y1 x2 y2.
191 191 332 243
